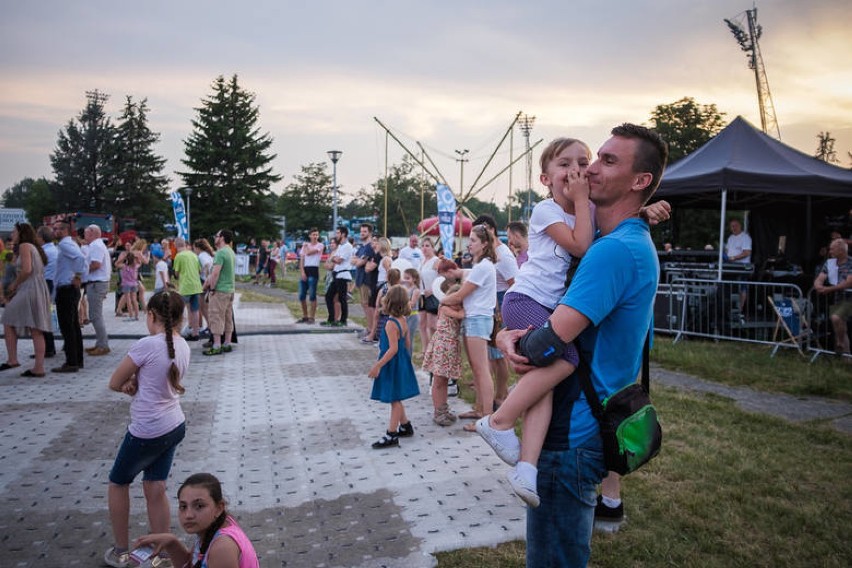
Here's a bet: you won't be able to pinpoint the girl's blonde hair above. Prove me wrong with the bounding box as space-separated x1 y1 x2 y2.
539 137 591 173
383 285 411 318
378 237 392 257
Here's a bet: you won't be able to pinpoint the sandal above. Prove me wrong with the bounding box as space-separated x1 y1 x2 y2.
0 362 21 371
458 410 483 420
21 369 45 377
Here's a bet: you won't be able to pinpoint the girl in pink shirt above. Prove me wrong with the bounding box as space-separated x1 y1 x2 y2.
104 290 190 568
135 473 260 568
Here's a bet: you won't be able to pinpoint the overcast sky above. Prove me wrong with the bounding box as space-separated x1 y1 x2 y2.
2 0 850 209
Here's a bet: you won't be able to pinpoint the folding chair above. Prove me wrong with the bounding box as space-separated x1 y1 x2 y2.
768 296 813 357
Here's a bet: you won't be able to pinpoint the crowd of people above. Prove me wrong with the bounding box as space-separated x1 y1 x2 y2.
10 123 846 567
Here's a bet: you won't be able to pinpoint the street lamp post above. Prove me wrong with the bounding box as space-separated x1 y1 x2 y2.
327 150 342 231
184 187 193 241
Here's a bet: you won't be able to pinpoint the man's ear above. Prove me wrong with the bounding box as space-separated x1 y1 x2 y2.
631 172 653 192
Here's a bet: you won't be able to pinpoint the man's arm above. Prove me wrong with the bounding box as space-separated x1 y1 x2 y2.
205 264 222 290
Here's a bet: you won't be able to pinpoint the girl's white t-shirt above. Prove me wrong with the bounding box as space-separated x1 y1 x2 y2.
154 259 169 291
127 333 190 439
462 258 497 317
509 198 595 309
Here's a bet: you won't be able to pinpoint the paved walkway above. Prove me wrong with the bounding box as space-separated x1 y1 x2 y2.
0 287 848 567
0 293 525 567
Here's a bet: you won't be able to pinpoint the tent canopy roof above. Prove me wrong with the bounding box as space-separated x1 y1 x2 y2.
656 116 852 206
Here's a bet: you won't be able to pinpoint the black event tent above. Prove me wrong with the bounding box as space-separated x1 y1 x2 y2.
656 116 852 278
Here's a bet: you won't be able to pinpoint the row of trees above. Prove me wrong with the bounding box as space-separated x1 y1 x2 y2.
3 76 283 241
2 84 846 245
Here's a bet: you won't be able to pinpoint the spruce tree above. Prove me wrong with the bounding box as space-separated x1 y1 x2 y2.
50 90 118 213
112 97 171 235
179 75 281 241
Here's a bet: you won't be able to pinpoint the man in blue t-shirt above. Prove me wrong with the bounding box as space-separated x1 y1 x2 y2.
498 123 668 567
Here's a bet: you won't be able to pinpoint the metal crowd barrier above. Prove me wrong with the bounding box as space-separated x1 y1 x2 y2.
654 277 822 357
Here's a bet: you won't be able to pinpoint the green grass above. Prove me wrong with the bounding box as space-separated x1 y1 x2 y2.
437 387 852 568
240 269 852 567
652 336 852 402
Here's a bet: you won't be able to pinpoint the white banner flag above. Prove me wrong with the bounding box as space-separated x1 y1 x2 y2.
436 184 456 257
170 191 189 240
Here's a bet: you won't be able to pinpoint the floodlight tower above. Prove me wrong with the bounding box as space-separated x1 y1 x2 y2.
725 7 781 139
518 114 536 221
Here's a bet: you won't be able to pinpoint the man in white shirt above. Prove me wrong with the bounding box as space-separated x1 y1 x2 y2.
725 218 753 314
725 219 752 264
83 225 112 356
398 234 424 267
322 226 354 327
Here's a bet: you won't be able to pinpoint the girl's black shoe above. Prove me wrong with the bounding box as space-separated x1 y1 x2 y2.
372 432 399 449
397 422 414 438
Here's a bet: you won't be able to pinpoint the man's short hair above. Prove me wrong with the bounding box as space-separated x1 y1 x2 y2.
37 225 54 243
506 221 528 238
611 123 668 203
86 224 102 237
337 225 349 237
218 229 234 244
472 214 497 233
360 223 374 233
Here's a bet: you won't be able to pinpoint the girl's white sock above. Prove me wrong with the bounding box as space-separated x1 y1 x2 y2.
602 495 622 508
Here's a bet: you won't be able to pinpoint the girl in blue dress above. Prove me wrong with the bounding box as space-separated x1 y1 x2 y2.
368 284 421 448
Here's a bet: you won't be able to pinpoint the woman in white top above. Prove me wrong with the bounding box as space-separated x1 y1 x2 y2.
418 237 440 350
297 228 324 323
439 225 497 431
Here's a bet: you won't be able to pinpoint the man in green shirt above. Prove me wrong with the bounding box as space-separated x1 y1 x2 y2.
172 237 203 341
201 229 236 355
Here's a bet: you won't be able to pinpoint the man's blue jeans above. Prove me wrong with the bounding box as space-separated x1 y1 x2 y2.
526 438 607 568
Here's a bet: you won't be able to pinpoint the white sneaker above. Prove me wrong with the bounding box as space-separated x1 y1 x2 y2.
507 467 540 508
475 416 520 465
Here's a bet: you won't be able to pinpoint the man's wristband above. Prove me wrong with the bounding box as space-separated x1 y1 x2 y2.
517 322 568 367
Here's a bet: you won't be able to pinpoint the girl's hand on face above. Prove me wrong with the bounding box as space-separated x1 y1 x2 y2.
563 168 590 203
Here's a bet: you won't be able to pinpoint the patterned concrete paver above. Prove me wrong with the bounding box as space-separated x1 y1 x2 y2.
0 295 526 567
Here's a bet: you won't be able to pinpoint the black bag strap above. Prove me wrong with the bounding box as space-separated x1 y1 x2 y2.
578 331 651 421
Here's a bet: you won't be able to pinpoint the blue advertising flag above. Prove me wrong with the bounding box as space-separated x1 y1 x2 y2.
170 192 189 240
436 184 456 257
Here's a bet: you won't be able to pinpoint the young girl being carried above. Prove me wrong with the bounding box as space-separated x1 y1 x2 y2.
134 472 260 568
476 137 670 507
402 267 421 354
104 290 190 568
422 278 464 426
367 284 421 449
